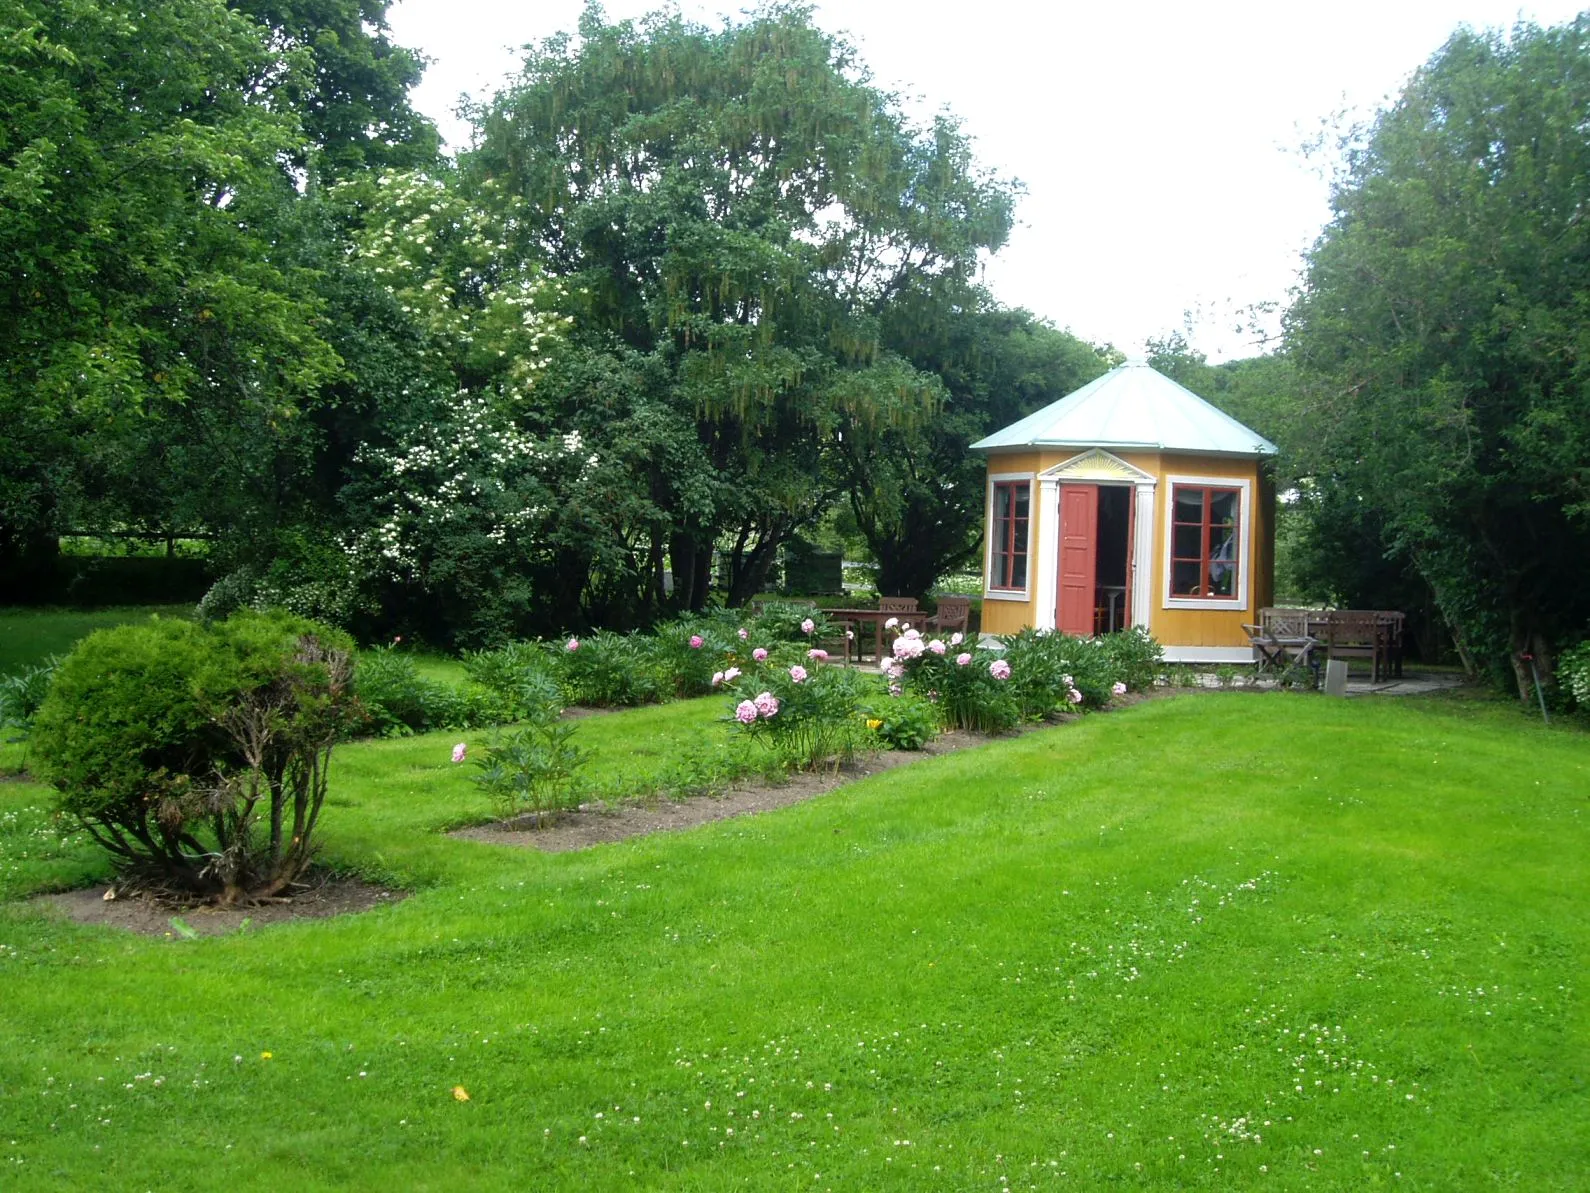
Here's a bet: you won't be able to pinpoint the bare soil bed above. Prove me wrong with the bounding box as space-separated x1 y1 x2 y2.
34 874 404 938
451 726 1028 853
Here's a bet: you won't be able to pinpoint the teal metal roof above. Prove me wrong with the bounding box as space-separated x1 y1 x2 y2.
971 360 1278 457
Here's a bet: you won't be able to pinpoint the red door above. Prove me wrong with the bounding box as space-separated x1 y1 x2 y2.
1056 484 1097 635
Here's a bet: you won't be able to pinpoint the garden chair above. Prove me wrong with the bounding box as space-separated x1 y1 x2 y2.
925 595 971 638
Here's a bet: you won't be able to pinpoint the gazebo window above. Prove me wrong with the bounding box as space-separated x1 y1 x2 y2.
1170 485 1240 598
990 480 1030 590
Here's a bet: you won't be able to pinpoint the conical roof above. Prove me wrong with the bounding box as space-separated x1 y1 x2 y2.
971 360 1277 457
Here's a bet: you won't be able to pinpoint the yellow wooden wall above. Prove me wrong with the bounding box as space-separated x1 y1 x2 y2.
979 450 1272 649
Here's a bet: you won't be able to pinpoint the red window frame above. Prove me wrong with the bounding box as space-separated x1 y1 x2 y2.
1170 485 1241 599
990 480 1030 591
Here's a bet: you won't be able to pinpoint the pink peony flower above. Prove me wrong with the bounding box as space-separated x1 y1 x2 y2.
1112 681 1128 696
884 616 899 629
789 665 808 683
928 639 947 655
735 700 758 724
565 637 580 652
989 658 1012 681
689 634 704 649
807 648 828 661
451 742 467 764
1067 687 1084 704
753 691 779 718
711 671 725 687
738 627 749 641
888 681 902 696
724 667 742 683
800 618 815 634
903 627 921 640
950 632 963 646
892 635 924 661
1061 673 1074 687
956 652 973 666
752 647 768 662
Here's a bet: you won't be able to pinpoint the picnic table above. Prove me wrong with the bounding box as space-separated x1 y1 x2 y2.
1251 608 1405 682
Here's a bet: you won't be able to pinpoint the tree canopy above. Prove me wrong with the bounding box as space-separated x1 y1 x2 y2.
1285 16 1590 687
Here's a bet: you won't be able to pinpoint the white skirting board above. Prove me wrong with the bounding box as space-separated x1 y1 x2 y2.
1159 645 1256 664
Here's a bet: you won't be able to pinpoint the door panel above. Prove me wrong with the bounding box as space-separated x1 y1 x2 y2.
1056 484 1098 635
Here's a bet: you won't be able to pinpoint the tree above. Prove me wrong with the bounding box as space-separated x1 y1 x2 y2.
0 0 341 590
1285 17 1590 693
465 3 1017 612
846 300 1110 597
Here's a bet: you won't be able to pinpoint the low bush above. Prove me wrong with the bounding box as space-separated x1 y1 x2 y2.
0 655 59 734
354 647 510 735
722 652 872 770
1094 626 1165 691
885 630 1020 733
31 611 359 903
470 716 588 825
462 640 563 722
865 691 939 750
1001 629 1121 715
557 631 664 707
1558 639 1590 712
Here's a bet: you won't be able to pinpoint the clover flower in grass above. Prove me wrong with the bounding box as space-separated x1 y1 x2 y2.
753 691 780 718
807 649 828 661
1112 681 1128 696
735 700 758 725
752 647 768 662
689 634 704 649
800 618 815 634
955 652 973 666
928 639 947 655
989 658 1012 681
789 665 808 683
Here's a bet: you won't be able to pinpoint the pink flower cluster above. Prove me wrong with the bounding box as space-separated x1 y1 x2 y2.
800 617 815 634
789 665 808 683
989 658 1011 681
752 647 768 662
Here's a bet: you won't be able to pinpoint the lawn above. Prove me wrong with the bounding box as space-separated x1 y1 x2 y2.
0 605 195 674
1 691 1586 1190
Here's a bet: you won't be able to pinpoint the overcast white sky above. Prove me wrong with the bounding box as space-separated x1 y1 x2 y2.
387 1 1587 361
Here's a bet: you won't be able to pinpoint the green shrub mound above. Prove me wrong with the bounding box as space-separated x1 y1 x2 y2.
31 612 358 904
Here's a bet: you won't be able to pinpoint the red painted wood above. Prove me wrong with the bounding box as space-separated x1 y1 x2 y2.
1056 484 1098 635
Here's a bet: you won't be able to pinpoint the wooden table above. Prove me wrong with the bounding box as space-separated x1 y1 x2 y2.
826 608 908 664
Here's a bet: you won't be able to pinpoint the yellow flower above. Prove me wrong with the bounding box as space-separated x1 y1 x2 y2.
866 719 883 731
260 1052 272 1060
452 1085 471 1102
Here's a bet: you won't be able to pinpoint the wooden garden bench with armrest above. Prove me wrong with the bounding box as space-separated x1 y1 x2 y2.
1321 610 1394 682
925 595 971 638
1246 609 1319 682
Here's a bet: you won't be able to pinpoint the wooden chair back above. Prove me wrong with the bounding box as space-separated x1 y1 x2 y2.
928 595 971 634
878 595 919 613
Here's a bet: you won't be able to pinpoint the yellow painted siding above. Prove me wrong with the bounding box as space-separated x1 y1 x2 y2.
1146 454 1264 649
981 448 1275 651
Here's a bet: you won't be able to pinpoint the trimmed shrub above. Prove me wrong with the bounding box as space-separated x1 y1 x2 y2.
31 611 358 903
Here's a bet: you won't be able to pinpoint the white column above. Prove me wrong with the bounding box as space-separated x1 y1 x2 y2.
1131 480 1156 629
1034 477 1060 631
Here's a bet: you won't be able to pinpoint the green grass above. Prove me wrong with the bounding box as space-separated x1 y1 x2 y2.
0 605 194 674
1 692 1587 1190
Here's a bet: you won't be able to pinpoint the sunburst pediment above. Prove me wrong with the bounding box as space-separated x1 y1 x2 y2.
1039 449 1155 484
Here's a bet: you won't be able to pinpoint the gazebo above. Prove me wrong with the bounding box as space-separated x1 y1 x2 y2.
970 359 1277 663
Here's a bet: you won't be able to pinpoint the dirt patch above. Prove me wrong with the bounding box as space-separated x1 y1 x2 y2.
450 726 1038 853
33 874 404 938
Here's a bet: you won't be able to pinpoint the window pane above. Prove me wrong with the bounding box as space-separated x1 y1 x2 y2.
1013 485 1029 520
1172 560 1202 595
1010 553 1027 589
1173 524 1201 559
1174 488 1204 523
1209 490 1238 526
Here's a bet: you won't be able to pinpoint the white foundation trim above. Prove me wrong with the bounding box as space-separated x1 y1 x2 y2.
1161 645 1257 664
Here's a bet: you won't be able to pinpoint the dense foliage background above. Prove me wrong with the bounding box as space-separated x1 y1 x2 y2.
5 0 1589 689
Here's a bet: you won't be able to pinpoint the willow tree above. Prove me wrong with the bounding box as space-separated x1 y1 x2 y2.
1286 17 1590 693
466 2 1015 609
